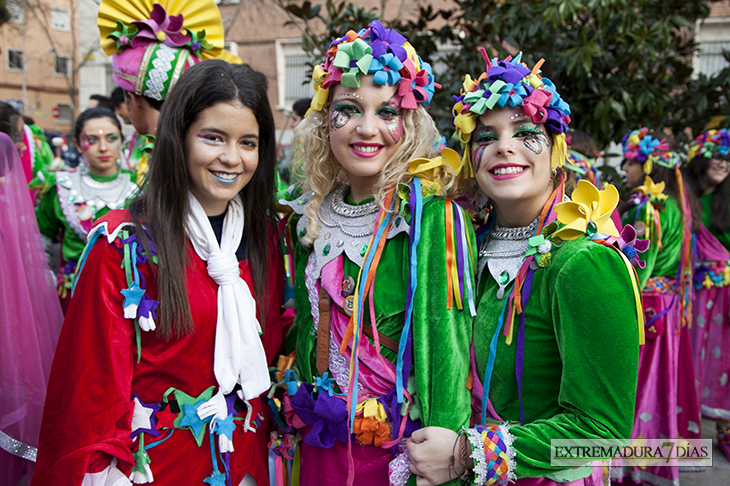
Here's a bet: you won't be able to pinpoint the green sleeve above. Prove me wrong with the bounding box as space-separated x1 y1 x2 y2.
35 185 62 241
285 213 317 382
411 199 473 432
509 245 640 479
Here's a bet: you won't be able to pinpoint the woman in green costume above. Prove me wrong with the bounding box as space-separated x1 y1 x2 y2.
683 128 730 461
35 108 137 312
407 51 644 486
615 128 701 485
279 20 476 486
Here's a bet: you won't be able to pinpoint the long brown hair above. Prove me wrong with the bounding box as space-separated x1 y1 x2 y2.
129 60 278 340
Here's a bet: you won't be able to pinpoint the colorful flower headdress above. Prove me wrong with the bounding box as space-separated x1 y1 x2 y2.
307 20 438 115
687 128 730 162
451 48 572 176
98 0 240 101
621 127 680 175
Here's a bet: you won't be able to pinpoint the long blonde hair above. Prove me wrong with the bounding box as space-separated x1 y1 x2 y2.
291 98 458 245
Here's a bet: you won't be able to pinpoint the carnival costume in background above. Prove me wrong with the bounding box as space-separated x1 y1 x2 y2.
279 20 476 486
35 158 137 313
98 0 241 185
0 132 64 485
564 132 599 187
21 122 55 203
614 128 697 485
451 50 643 485
687 128 730 461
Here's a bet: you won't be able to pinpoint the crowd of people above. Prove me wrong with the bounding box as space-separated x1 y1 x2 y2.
1 0 729 486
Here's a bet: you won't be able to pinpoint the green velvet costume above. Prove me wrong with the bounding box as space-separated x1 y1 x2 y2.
473 235 640 481
701 193 730 250
36 169 136 264
284 185 475 484
622 195 683 287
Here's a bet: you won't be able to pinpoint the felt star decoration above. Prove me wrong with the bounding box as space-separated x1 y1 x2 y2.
130 394 161 440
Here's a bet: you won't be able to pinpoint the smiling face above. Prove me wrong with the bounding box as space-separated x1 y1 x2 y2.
621 159 645 190
329 76 404 201
706 153 730 189
75 117 122 176
185 101 260 216
471 106 553 210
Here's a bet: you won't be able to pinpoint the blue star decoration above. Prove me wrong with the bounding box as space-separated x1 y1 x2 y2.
214 414 236 440
203 470 227 486
121 281 145 318
179 399 208 437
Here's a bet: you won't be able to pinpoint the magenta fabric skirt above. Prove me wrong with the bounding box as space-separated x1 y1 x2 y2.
298 437 392 486
691 285 730 421
613 292 680 486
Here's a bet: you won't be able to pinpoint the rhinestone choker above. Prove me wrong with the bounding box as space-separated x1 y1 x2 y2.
489 217 539 240
329 184 379 218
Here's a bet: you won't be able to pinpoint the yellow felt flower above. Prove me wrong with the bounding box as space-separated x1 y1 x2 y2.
636 176 668 201
552 180 620 240
307 64 330 116
356 398 388 421
452 102 477 145
408 147 470 183
462 74 477 93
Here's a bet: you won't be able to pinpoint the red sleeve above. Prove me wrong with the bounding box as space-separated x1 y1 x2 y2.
32 239 136 486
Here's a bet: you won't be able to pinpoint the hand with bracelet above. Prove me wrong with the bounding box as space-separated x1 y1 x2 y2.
407 427 471 485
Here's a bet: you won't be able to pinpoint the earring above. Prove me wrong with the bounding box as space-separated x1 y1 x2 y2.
552 168 557 178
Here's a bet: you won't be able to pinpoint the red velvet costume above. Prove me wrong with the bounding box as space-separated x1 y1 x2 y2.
32 211 286 486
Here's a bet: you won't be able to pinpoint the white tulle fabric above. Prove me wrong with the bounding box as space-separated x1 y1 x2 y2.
185 192 270 399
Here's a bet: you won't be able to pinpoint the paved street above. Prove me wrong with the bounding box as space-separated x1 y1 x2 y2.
678 418 730 485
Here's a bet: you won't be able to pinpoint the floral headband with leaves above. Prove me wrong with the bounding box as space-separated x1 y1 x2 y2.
307 20 438 115
451 49 572 175
622 127 681 175
687 128 730 162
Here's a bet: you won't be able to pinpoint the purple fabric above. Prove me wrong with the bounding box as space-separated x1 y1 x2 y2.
487 61 531 85
290 384 349 448
0 132 64 482
367 20 407 61
516 268 534 425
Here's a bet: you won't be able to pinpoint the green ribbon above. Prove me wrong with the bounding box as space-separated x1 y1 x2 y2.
333 39 373 88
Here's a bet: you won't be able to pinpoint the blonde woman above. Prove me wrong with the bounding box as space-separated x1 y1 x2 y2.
280 20 476 486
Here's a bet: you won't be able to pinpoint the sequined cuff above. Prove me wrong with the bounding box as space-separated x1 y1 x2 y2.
464 423 516 485
388 438 412 486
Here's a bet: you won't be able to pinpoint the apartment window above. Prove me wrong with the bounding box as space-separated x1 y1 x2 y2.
275 39 314 110
7 49 24 72
51 8 70 31
56 104 73 125
54 55 71 77
697 41 730 77
7 2 24 24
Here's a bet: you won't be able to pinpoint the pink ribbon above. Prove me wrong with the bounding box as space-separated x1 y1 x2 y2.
522 90 552 124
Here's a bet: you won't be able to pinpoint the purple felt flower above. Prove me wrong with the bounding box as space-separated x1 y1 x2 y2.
132 3 191 49
487 61 531 85
290 384 349 448
616 224 650 268
368 20 407 61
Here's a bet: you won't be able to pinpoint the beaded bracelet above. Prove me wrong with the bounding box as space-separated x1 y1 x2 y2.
463 424 516 486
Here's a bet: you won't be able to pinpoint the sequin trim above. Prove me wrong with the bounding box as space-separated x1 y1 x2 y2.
0 429 36 462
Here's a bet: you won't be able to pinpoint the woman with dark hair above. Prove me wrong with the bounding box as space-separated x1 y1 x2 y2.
683 128 730 461
407 51 642 486
615 128 701 486
35 107 137 312
32 60 285 486
0 100 26 165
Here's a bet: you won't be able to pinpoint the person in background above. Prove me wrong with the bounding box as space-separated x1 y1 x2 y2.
88 94 116 112
96 0 241 184
0 110 64 486
683 128 730 462
111 86 131 125
35 108 137 313
615 128 701 485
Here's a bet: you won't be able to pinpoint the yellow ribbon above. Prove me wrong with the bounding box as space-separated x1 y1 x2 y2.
635 176 668 201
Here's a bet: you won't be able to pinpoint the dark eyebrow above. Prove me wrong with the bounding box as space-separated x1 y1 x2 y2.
199 127 259 140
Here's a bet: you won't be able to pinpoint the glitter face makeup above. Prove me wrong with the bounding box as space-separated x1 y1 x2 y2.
376 96 403 144
330 100 358 132
76 117 124 177
518 125 549 155
81 131 121 152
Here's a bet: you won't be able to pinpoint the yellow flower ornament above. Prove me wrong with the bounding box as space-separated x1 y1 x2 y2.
635 176 668 202
552 180 620 240
307 65 331 116
408 147 473 186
